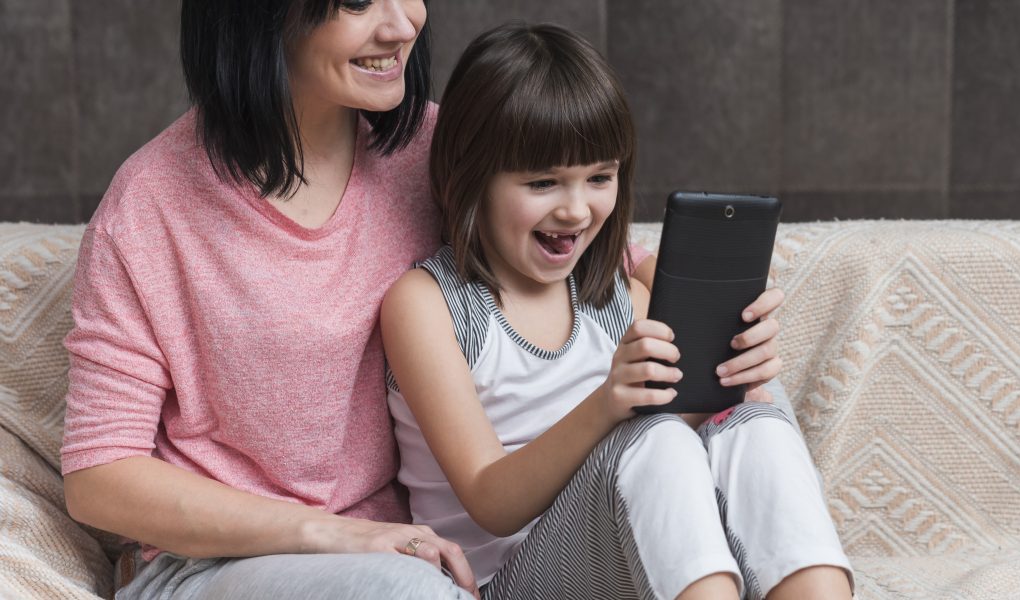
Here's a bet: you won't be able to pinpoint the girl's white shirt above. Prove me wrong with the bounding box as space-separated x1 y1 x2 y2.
386 246 631 585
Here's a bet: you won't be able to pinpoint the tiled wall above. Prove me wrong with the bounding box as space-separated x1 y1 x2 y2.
2 0 1017 223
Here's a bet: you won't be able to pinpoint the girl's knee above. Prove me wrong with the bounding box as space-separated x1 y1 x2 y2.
698 401 794 442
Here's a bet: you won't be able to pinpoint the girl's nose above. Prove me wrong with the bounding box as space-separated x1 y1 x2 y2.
555 189 591 223
376 0 421 44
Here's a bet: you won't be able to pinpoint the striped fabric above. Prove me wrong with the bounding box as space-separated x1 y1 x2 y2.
482 403 796 600
386 245 633 388
480 414 675 600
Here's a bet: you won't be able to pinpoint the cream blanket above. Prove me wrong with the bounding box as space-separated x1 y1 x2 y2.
2 221 1019 598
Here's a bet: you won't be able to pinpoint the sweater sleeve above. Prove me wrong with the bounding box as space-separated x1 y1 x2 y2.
61 225 173 475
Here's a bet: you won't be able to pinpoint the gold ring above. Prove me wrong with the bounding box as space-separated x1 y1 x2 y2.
404 537 423 556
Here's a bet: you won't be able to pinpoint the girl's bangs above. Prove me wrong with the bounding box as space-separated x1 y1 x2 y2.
494 68 632 174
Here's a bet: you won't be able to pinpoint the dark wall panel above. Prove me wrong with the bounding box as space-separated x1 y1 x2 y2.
609 0 783 222
72 0 188 204
782 0 952 199
950 0 1020 218
0 0 77 222
429 0 605 98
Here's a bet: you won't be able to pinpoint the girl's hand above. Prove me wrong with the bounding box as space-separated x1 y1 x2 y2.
599 318 682 421
716 287 785 391
303 517 480 598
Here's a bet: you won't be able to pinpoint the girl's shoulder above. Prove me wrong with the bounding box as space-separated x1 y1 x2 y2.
628 276 651 320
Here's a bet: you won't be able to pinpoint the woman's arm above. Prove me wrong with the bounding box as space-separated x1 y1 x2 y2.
65 457 479 593
381 270 679 537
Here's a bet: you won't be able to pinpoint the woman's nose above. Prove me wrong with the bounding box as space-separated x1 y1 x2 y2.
376 0 421 44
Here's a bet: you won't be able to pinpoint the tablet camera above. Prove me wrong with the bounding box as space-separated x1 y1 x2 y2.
724 205 735 219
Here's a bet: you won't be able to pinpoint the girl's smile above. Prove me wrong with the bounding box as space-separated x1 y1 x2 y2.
480 161 619 295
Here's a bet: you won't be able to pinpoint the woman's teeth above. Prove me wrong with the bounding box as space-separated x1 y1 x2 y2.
354 56 397 71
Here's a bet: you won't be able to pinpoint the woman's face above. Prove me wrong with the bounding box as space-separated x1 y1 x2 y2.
287 0 426 114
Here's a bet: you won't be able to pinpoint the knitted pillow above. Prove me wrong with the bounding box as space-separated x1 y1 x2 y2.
0 223 85 469
0 423 112 598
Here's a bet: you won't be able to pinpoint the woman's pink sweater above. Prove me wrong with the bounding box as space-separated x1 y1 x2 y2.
61 109 442 557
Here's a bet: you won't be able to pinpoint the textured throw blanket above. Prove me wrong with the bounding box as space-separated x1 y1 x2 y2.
2 220 1019 598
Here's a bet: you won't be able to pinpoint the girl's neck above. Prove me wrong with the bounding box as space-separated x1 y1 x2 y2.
494 277 576 354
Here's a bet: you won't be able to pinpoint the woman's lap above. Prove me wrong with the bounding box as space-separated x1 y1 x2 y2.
116 550 470 600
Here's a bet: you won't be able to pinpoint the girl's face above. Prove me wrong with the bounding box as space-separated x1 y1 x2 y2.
479 161 619 294
287 0 426 114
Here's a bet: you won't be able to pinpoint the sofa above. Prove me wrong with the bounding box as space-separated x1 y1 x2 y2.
1 220 1018 599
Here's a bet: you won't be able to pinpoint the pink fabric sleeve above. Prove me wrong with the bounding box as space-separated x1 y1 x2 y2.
626 242 654 275
61 225 172 475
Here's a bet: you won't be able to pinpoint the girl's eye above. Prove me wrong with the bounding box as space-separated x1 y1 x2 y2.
590 174 614 184
527 180 556 191
340 0 373 13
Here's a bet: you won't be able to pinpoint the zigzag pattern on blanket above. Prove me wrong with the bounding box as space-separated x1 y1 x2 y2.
633 220 1020 598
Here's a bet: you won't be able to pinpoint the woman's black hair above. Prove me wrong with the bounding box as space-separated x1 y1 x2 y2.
180 0 431 198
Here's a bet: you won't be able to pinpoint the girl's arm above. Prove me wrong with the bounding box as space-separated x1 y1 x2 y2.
64 459 479 594
381 270 678 537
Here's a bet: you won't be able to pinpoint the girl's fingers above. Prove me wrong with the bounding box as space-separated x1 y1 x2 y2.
618 361 682 386
742 288 785 322
720 356 783 387
719 338 777 378
730 317 780 350
621 318 675 344
619 335 681 364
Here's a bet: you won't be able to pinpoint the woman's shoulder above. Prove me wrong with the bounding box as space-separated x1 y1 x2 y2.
91 109 207 233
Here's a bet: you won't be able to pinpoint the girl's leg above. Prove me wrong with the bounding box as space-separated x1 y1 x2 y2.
698 402 854 600
483 414 741 600
116 549 471 600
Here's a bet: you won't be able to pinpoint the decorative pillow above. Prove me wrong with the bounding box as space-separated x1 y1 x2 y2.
0 424 111 599
0 223 85 470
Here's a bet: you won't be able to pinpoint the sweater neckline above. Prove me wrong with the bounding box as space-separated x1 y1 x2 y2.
242 115 367 241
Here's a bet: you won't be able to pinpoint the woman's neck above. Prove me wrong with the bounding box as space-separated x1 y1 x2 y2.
266 96 358 228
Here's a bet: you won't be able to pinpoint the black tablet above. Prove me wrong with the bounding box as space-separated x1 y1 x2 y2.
636 192 782 415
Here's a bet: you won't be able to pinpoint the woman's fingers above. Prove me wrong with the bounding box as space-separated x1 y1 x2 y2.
428 537 479 598
742 287 785 322
399 531 479 598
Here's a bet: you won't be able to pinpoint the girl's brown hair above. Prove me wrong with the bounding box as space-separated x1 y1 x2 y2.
430 22 636 308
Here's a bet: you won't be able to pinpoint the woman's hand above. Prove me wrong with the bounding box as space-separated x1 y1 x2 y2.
302 517 480 598
716 287 785 392
598 319 682 422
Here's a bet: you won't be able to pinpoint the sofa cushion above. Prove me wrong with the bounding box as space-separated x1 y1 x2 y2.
0 223 86 470
0 424 111 598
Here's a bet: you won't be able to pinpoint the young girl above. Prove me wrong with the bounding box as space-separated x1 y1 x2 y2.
382 23 854 600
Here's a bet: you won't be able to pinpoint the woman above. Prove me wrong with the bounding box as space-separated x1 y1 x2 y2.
61 1 480 597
